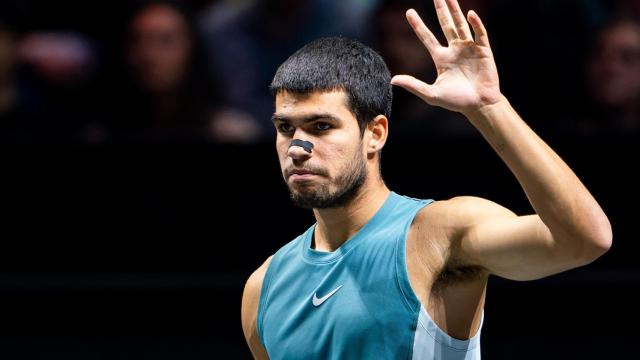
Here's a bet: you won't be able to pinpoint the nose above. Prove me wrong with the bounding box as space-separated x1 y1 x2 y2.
287 143 312 161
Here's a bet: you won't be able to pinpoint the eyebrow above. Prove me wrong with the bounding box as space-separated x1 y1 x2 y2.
271 113 340 124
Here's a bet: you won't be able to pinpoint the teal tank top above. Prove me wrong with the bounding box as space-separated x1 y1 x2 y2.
257 192 483 359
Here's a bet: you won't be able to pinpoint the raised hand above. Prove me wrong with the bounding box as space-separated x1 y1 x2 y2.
391 0 503 116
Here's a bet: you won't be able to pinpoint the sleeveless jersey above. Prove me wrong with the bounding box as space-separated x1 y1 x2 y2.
258 192 482 359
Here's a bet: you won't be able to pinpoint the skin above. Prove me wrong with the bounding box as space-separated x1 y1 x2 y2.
273 90 372 211
242 0 613 358
587 21 640 129
127 4 192 95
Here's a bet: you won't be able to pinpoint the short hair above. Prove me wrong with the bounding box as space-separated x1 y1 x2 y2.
270 37 392 134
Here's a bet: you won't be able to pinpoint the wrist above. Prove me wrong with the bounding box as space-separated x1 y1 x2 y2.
463 95 510 124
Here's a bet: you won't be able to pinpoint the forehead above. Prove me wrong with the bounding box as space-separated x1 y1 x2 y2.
274 89 353 120
132 5 187 33
601 23 640 48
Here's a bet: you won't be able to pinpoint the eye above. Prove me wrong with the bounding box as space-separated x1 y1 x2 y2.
277 123 294 133
315 122 331 131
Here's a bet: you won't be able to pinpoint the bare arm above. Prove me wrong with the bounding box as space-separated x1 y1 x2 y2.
241 257 272 359
458 102 611 280
393 0 612 280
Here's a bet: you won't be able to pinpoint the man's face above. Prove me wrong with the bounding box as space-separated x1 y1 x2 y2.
272 90 367 209
588 22 640 107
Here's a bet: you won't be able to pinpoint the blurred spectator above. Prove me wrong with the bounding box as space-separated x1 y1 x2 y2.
200 0 378 140
578 17 640 136
20 32 95 86
0 17 23 128
106 0 259 144
19 31 103 142
0 5 52 143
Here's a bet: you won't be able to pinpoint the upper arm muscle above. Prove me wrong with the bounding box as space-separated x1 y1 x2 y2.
449 197 586 281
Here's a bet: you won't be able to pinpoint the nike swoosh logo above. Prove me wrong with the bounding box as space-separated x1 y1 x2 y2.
312 285 343 307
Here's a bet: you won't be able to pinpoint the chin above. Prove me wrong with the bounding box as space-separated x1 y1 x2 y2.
289 186 321 200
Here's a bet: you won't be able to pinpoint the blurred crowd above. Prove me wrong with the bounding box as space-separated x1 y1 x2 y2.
1 0 639 144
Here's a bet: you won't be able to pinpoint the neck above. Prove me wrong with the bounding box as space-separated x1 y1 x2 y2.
620 99 640 131
150 91 181 123
312 177 390 252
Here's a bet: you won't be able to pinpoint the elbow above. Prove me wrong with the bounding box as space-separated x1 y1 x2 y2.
580 217 613 264
582 235 611 264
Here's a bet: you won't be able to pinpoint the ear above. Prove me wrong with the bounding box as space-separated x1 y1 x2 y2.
366 115 388 155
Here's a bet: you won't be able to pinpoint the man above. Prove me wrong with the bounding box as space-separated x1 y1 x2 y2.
241 0 612 358
582 17 640 136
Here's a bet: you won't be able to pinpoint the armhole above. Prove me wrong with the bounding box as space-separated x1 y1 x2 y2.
395 199 434 314
396 199 484 354
413 305 483 355
256 255 277 348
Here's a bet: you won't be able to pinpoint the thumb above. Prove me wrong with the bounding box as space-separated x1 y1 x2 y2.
391 75 437 105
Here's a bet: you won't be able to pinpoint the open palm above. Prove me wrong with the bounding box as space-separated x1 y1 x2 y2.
391 0 503 115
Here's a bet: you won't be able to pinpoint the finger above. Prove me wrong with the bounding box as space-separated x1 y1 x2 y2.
467 10 490 47
405 9 441 54
445 0 473 41
434 0 458 42
391 75 438 105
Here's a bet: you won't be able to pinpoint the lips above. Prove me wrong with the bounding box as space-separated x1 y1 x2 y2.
286 168 322 180
289 169 316 176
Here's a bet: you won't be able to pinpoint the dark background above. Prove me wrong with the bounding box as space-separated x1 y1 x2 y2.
1 0 639 358
1 137 637 359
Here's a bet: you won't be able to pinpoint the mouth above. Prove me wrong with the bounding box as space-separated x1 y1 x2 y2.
286 169 321 182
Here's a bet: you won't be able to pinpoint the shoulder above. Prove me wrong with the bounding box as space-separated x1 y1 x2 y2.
410 196 515 270
243 256 274 316
245 256 273 295
244 228 311 295
413 196 516 232
242 256 273 315
241 256 273 359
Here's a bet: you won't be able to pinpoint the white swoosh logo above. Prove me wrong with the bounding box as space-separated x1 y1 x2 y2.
312 285 343 307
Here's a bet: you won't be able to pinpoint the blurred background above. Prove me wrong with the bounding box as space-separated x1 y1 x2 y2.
1 0 638 358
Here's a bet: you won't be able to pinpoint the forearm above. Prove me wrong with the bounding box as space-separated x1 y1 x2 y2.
464 98 612 257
